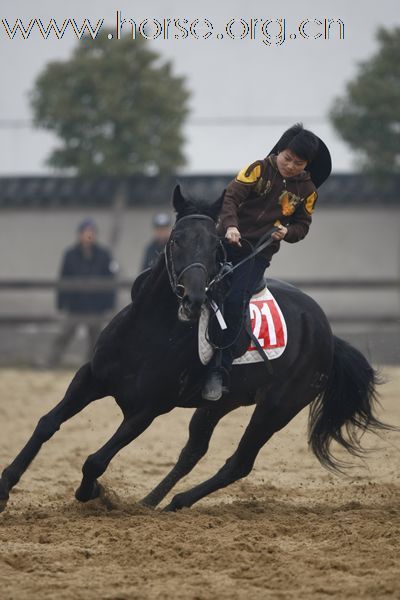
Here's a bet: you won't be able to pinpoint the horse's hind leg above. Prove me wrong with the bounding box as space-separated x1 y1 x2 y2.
164 382 312 511
0 363 104 511
141 399 239 508
75 405 159 503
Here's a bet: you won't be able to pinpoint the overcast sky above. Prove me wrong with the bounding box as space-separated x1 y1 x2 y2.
0 0 398 175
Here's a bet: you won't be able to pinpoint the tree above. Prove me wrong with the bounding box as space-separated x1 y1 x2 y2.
30 32 190 175
330 27 400 174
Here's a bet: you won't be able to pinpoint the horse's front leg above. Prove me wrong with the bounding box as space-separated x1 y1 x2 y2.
75 404 160 503
0 363 104 512
164 383 307 511
140 399 239 508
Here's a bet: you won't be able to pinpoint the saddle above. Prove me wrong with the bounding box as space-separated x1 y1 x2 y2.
199 282 287 367
209 275 267 358
229 275 268 359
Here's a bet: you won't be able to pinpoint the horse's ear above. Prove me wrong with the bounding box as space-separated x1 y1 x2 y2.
172 184 186 215
210 189 225 221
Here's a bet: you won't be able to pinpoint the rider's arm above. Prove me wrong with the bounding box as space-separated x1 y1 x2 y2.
218 162 262 231
284 190 317 243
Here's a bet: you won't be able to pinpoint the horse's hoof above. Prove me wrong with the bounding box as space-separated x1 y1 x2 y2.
138 495 158 509
0 481 9 512
162 503 177 513
163 495 186 512
75 487 88 502
137 500 156 511
75 480 101 503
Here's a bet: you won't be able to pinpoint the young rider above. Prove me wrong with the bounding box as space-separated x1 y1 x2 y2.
202 123 332 401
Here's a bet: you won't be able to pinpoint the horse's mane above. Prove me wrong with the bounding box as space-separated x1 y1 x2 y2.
131 253 166 314
175 194 221 222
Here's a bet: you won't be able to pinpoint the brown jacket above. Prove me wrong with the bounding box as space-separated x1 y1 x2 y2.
217 155 318 261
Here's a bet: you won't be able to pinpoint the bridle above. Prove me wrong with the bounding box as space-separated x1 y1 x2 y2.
165 214 226 300
165 212 281 304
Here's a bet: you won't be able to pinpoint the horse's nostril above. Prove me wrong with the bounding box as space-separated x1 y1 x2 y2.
182 296 191 309
186 297 203 310
176 285 185 299
181 296 204 319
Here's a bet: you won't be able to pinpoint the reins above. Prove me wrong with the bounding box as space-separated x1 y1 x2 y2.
206 225 281 292
166 213 283 299
164 213 282 368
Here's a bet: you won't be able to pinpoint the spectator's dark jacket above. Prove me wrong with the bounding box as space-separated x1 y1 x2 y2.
57 244 116 313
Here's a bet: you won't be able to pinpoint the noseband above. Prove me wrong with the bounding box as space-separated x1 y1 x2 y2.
165 214 222 299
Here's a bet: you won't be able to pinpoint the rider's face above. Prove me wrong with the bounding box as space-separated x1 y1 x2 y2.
276 149 307 179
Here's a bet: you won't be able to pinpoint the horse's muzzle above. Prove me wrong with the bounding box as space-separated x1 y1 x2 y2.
178 295 204 323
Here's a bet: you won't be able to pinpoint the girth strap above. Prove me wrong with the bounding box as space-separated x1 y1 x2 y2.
246 322 273 375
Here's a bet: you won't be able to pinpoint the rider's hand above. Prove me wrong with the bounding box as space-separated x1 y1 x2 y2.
272 225 288 241
225 226 242 246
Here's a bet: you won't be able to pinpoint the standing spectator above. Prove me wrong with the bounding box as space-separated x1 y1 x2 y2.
141 212 172 270
48 218 118 367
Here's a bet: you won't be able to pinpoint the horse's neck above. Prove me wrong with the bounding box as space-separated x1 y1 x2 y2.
131 263 197 365
135 262 177 320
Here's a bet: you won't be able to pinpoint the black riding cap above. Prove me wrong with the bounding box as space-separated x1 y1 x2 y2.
270 134 332 189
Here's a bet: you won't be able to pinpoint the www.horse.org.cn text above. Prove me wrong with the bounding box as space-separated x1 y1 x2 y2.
1 13 345 45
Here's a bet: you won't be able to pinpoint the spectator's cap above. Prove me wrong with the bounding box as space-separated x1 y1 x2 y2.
152 212 172 228
77 218 97 233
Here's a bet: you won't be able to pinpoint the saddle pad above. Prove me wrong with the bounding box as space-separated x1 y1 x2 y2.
198 286 287 366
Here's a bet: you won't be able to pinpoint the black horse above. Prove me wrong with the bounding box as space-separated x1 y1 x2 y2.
0 186 390 513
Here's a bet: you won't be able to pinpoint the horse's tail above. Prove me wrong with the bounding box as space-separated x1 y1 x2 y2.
308 335 396 472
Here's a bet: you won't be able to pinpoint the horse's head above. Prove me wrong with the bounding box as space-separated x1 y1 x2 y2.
166 184 224 323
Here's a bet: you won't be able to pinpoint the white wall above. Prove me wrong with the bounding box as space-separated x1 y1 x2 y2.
0 206 399 319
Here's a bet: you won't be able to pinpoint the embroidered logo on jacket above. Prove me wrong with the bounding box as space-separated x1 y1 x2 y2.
254 177 272 197
279 191 302 216
304 191 318 214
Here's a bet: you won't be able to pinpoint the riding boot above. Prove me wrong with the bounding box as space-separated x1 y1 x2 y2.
202 350 223 401
201 348 234 402
202 298 243 401
201 367 224 402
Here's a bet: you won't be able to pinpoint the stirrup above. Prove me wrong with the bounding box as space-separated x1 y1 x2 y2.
202 368 224 402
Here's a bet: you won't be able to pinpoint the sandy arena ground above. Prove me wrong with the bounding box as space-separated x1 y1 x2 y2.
0 367 399 599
